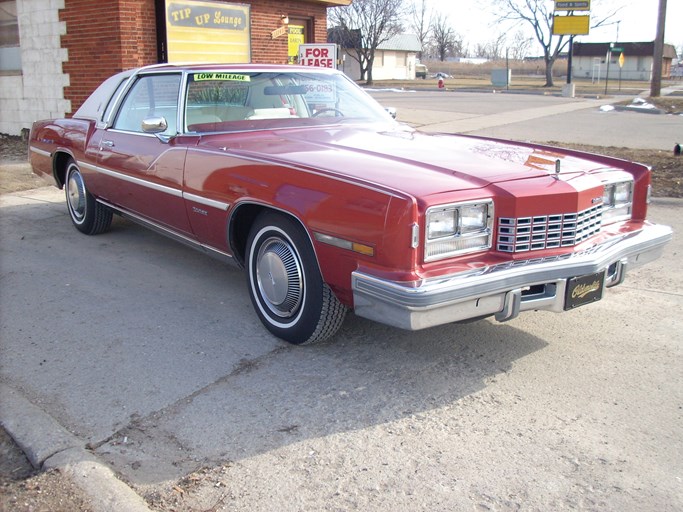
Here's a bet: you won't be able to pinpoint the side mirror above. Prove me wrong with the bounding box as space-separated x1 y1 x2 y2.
141 116 168 134
385 107 397 119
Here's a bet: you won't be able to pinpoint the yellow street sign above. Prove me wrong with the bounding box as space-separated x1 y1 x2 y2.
552 15 590 35
619 52 625 68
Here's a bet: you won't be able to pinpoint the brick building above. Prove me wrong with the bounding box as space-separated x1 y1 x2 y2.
0 0 349 135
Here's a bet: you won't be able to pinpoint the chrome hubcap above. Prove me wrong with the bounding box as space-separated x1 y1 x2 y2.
67 168 86 222
256 237 303 318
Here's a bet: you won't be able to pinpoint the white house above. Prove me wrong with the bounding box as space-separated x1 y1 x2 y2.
333 32 422 80
572 41 678 82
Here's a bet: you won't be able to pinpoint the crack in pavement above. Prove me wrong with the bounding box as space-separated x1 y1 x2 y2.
87 345 291 451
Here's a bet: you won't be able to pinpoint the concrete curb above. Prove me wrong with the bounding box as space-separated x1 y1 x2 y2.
0 383 152 512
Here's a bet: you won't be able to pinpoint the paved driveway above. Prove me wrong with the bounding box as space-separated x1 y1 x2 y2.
1 93 681 509
1 183 681 510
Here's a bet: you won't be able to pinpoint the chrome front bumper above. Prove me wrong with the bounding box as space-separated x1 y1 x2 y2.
352 223 673 331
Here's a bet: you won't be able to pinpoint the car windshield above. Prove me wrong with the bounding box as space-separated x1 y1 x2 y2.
184 70 393 133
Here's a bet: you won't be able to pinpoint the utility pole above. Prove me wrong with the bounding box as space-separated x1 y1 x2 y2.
650 0 667 97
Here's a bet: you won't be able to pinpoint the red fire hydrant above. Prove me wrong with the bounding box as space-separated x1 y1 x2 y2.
438 77 444 89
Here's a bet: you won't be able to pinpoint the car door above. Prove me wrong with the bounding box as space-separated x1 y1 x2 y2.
96 72 193 236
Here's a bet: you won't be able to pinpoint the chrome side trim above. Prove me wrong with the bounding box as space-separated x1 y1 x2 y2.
106 129 160 138
352 223 673 331
97 199 237 266
81 162 183 198
83 161 231 210
183 192 230 211
29 146 51 157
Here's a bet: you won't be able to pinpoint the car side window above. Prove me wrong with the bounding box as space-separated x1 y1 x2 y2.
102 78 130 124
112 74 181 135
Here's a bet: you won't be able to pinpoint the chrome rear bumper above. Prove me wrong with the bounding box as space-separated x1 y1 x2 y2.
351 223 673 330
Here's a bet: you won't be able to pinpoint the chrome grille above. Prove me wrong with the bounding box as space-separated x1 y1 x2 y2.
497 205 603 252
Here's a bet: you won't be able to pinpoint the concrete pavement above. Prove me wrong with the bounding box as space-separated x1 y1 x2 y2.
2 184 679 510
1 382 153 512
1 88 681 512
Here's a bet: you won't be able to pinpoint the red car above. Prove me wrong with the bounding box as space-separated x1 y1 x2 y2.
29 64 672 345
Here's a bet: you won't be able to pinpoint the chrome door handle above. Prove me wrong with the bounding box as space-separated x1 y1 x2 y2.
101 140 115 147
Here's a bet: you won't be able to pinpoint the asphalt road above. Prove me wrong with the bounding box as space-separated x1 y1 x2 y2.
1 92 682 510
369 89 683 150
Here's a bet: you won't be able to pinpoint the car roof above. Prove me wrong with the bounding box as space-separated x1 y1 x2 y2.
74 63 343 121
135 63 340 75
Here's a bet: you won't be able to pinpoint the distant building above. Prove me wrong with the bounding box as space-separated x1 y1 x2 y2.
329 30 422 80
572 41 678 81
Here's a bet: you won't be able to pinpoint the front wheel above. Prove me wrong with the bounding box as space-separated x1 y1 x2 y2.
65 159 112 235
246 212 346 345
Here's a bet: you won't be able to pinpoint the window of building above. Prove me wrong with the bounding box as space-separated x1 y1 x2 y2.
637 56 646 71
0 1 21 73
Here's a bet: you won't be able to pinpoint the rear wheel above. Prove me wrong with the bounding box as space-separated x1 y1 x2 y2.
246 212 346 345
65 159 112 235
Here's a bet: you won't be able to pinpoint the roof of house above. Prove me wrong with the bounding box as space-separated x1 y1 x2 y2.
573 41 678 59
377 34 422 52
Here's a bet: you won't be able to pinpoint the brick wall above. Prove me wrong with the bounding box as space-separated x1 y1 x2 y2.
60 0 330 114
244 0 328 64
61 0 157 115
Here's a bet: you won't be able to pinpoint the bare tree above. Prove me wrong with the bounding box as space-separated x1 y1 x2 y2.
473 34 506 60
508 30 534 60
328 0 405 85
409 0 431 60
494 0 619 86
430 13 459 61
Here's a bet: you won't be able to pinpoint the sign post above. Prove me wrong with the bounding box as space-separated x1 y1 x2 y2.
603 45 624 93
605 43 613 94
553 0 591 94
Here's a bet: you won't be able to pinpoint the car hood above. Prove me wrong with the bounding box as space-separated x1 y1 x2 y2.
199 125 620 198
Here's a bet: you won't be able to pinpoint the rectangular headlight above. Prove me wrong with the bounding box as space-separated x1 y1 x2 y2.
460 204 488 233
427 209 458 239
425 200 493 262
602 179 633 224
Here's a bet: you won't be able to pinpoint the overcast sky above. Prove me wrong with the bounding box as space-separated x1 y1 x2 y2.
435 0 681 52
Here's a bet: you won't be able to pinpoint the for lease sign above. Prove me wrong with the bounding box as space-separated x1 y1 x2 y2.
298 44 337 68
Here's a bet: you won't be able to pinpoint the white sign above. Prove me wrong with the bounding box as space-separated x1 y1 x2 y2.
298 44 337 68
301 80 337 103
